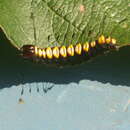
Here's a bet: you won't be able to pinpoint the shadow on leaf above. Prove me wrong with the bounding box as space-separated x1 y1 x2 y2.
0 29 130 89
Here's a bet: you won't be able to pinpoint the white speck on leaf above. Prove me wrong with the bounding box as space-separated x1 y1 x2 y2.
79 5 85 12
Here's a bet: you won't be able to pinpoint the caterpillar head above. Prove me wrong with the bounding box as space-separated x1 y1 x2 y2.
20 45 35 59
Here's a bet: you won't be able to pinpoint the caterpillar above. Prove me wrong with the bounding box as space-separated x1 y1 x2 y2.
20 35 117 66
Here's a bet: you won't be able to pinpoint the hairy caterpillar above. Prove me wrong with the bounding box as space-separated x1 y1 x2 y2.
20 35 117 66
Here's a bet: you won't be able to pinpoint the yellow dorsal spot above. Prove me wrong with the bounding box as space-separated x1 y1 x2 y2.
106 37 111 44
60 46 67 58
90 41 96 48
38 49 43 57
53 47 60 58
67 45 74 56
42 49 46 58
111 38 116 45
35 46 38 56
98 35 105 44
46 47 53 59
83 42 89 52
75 43 82 55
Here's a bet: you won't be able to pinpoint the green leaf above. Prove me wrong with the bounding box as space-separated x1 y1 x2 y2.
0 0 130 49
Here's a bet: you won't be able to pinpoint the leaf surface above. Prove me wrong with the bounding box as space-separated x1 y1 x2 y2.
0 0 130 49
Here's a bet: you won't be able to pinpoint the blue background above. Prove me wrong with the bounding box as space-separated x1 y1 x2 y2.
0 28 130 130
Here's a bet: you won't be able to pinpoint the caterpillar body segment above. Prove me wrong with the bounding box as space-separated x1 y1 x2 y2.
52 47 60 59
60 46 67 58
